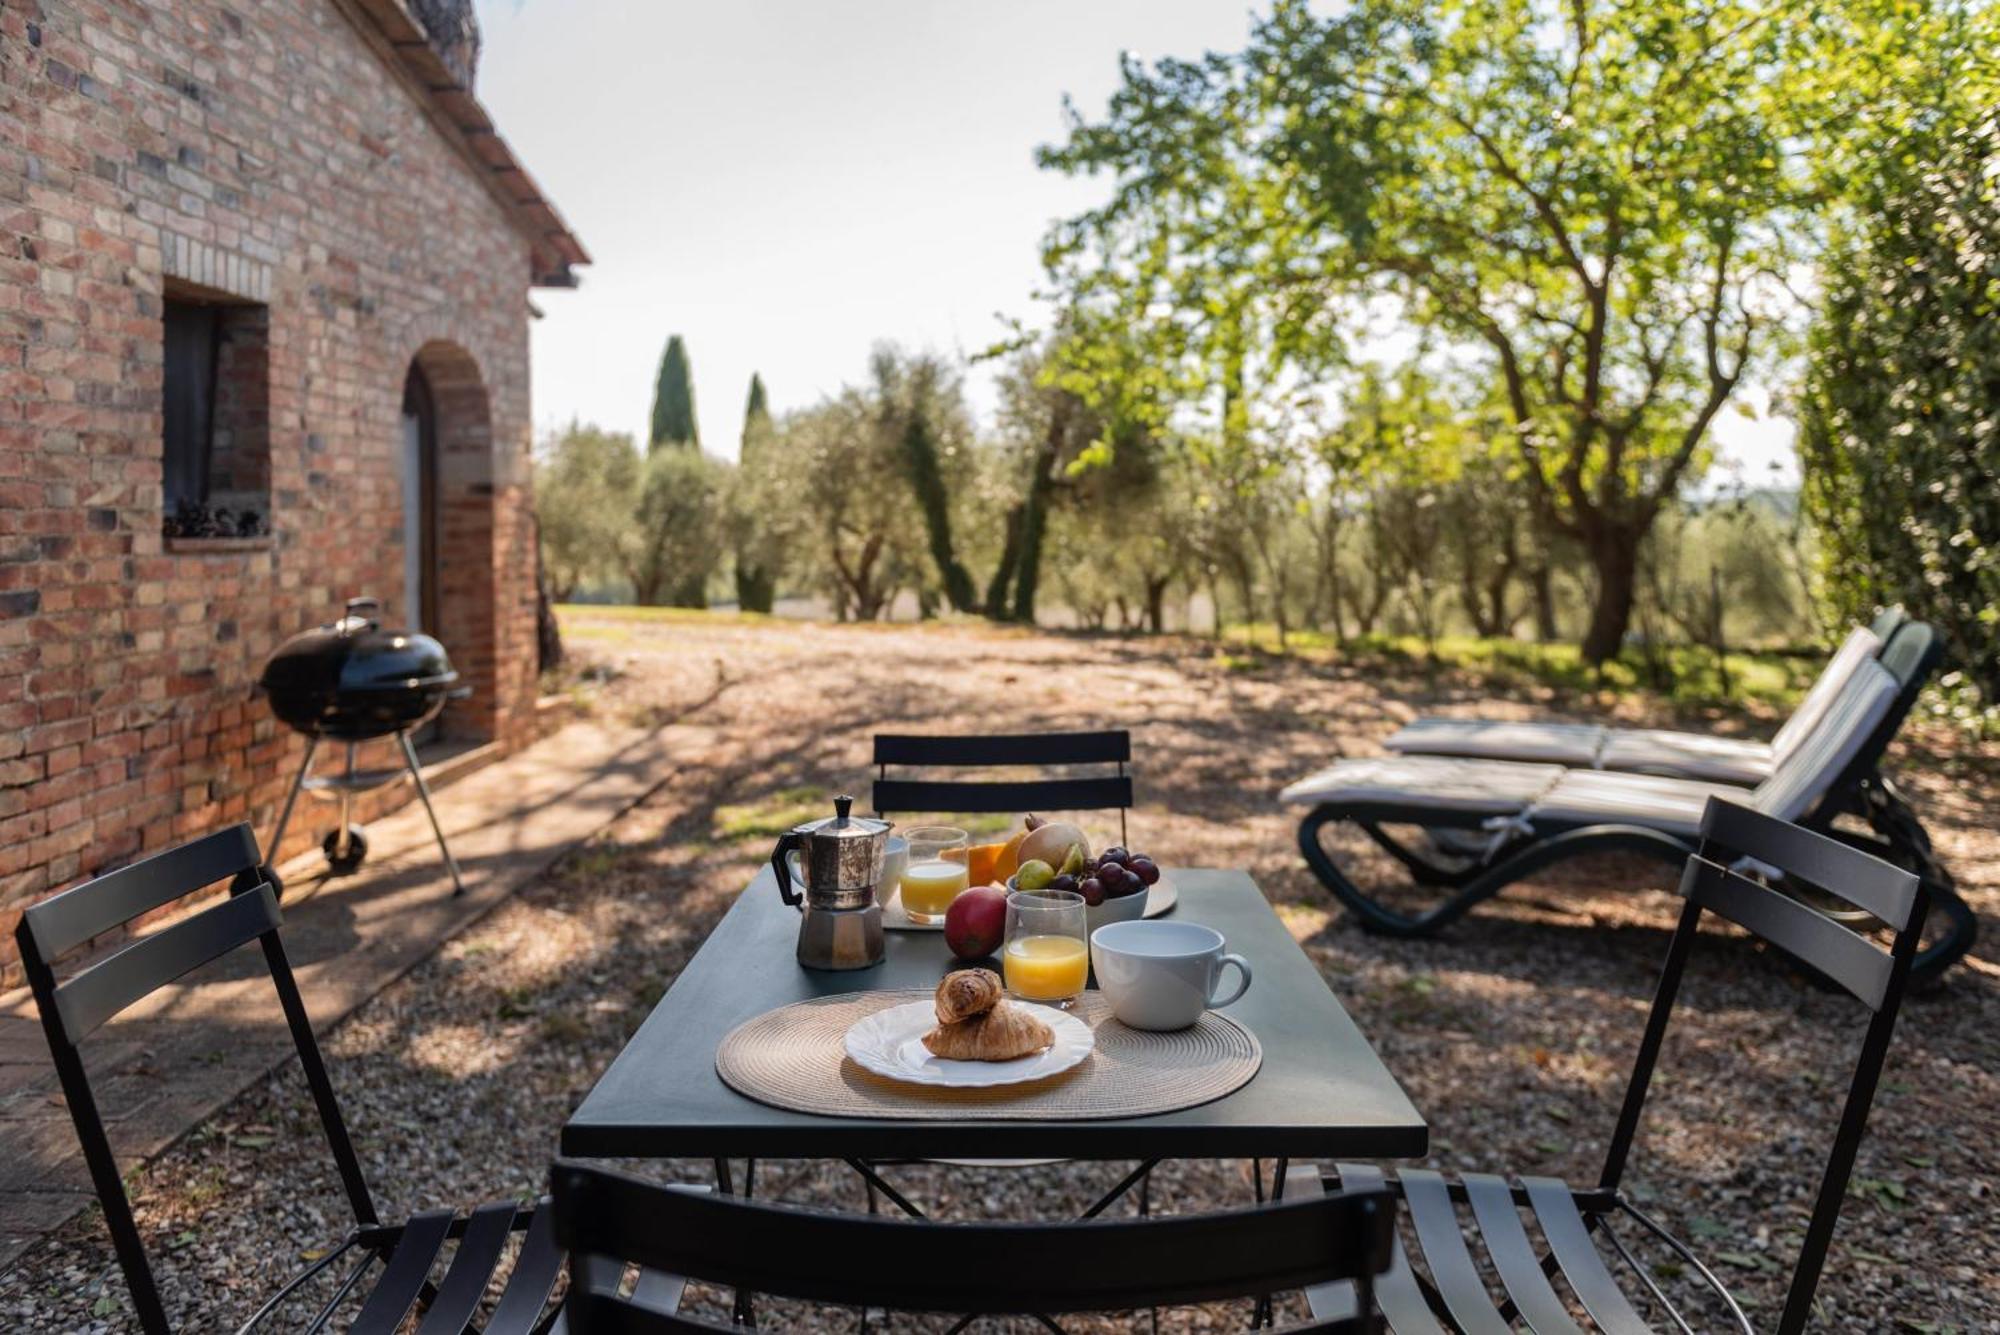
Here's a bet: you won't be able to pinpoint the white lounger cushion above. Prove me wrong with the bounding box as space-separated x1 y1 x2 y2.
1279 658 1899 848
1279 756 1565 815
1528 770 1748 837
1753 659 1898 821
1380 719 1605 767
1382 625 1886 784
1595 730 1774 785
1770 626 1886 760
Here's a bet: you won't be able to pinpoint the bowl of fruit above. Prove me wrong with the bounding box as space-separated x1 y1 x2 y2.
1001 816 1162 932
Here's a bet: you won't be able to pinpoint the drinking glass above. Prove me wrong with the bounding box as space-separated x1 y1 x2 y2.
900 826 970 924
1002 890 1089 1008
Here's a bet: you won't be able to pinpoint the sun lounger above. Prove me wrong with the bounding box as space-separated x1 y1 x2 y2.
1283 619 1974 979
1383 609 1906 785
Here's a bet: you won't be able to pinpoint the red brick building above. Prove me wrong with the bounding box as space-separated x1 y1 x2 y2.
0 0 586 979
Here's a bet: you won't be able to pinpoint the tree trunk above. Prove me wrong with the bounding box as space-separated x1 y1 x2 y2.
669 575 707 610
1144 575 1169 634
983 503 1025 618
1580 531 1641 665
734 563 776 614
901 412 976 612
1232 555 1257 641
534 529 564 673
1010 459 1056 624
1529 564 1558 642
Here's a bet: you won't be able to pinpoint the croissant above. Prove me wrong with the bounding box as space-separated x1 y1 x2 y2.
922 1000 1054 1062
934 969 1003 1024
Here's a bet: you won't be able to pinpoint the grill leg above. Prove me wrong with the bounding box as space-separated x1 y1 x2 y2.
334 743 356 860
399 731 465 896
264 736 318 898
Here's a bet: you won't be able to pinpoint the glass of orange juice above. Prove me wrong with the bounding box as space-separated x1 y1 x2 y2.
1002 890 1089 1009
900 826 970 924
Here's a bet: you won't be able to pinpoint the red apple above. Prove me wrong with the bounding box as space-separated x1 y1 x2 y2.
944 884 1009 961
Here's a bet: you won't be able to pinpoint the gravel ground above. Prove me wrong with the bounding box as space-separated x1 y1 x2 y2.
5 612 1995 1332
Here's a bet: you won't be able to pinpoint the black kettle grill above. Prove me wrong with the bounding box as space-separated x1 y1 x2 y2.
258 597 468 896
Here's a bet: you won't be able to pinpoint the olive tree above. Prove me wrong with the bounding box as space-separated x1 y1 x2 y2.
534 422 640 600
1039 0 1878 662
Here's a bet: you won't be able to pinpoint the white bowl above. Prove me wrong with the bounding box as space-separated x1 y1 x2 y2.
1006 875 1149 933
1086 889 1148 933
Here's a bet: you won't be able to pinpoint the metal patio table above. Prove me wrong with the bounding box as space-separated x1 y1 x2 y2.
562 868 1427 1166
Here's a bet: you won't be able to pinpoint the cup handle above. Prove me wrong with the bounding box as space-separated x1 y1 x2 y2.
1207 953 1252 1009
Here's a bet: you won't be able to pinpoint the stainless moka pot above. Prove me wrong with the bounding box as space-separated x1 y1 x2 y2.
771 795 890 971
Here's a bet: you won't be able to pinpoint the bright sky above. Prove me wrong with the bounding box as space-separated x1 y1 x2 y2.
472 0 1799 488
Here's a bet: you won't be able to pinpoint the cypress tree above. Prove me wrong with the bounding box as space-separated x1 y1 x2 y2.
649 335 699 452
733 372 779 613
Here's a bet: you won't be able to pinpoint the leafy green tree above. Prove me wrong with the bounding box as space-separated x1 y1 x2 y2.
728 373 785 613
1040 0 1873 662
874 348 979 613
534 421 641 600
625 448 726 607
989 327 1164 623
649 334 699 452
784 387 931 620
1802 111 2000 702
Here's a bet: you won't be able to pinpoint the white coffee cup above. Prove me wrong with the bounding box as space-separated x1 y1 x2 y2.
1090 919 1252 1031
874 835 908 906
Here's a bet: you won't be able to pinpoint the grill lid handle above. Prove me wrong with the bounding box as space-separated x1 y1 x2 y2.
342 596 381 632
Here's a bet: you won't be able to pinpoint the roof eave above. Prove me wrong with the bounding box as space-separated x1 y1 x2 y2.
337 0 589 289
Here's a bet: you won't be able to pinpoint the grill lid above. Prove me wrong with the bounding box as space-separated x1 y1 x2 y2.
260 597 456 701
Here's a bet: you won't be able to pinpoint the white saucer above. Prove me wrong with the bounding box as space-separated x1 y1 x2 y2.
842 1000 1094 1088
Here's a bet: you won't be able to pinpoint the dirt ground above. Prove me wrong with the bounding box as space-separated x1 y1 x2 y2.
6 611 1995 1332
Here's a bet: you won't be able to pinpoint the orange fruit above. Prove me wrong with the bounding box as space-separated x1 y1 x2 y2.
966 842 1005 887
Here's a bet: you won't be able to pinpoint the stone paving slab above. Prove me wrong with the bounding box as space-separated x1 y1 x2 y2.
0 716 673 1272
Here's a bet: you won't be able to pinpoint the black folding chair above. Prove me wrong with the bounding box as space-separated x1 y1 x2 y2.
1290 797 1928 1335
14 824 566 1334
858 730 1142 1202
550 1158 1396 1333
872 729 1135 844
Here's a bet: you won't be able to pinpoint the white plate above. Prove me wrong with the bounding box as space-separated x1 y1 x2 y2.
883 875 1179 932
843 1000 1094 1088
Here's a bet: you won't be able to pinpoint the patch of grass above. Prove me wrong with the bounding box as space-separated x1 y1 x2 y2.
714 785 829 840
557 603 775 628
1219 625 1818 711
564 838 629 879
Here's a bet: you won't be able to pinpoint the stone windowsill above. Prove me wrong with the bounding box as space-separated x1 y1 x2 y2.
165 535 276 555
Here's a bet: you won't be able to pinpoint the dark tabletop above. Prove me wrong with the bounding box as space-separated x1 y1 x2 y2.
560 868 1428 1161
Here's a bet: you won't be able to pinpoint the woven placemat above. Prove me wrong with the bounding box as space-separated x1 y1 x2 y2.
715 989 1261 1120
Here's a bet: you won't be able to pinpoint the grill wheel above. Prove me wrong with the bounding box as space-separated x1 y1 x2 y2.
322 825 369 875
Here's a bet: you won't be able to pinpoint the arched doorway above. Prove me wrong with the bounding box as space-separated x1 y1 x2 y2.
401 339 498 742
399 362 440 636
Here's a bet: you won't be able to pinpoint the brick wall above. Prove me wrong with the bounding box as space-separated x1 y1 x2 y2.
0 0 551 980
